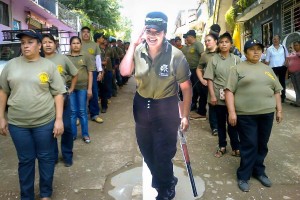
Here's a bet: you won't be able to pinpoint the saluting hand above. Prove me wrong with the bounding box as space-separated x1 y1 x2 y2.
0 117 8 136
53 119 64 138
133 27 146 47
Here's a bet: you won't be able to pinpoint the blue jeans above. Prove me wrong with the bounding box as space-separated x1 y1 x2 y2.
89 71 100 118
69 89 89 138
236 113 274 181
54 94 73 163
9 120 56 200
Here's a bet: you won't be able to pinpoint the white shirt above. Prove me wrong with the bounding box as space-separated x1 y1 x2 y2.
266 44 288 68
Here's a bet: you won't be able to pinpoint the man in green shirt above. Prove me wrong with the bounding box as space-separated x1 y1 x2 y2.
81 26 104 123
184 30 205 119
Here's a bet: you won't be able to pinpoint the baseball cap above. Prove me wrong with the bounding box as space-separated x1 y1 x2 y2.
16 30 42 42
244 39 264 52
185 30 196 37
145 11 168 32
174 36 181 42
210 24 221 36
219 32 233 43
93 32 104 42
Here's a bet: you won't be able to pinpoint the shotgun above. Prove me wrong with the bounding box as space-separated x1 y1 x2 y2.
178 126 198 197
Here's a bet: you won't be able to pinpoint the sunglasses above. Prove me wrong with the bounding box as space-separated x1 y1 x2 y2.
145 18 167 26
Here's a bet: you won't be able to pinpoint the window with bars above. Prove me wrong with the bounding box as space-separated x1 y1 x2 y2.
0 1 9 26
282 0 300 37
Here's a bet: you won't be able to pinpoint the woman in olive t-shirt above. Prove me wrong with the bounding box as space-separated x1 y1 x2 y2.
66 36 94 144
0 31 65 200
225 39 282 192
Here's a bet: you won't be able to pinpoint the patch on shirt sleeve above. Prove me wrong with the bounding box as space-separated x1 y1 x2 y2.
88 48 95 55
38 72 49 84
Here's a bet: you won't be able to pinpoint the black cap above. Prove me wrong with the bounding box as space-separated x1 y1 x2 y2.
81 26 90 32
93 32 104 42
210 24 221 36
16 30 42 42
145 11 168 32
183 34 187 39
244 39 264 52
219 32 233 43
174 36 181 42
186 30 196 37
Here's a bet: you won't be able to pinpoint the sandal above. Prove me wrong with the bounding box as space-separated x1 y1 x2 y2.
231 150 240 157
215 147 226 158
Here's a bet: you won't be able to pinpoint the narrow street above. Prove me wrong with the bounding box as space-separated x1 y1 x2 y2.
0 78 299 200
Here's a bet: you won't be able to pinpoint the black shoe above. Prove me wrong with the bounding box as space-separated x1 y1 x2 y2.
156 177 178 200
254 175 272 187
101 108 107 113
64 161 73 167
212 129 218 136
238 180 250 192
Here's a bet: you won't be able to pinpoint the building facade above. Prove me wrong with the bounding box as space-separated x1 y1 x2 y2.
0 0 79 53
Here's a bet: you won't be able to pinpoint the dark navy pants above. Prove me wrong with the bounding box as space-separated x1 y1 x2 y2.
216 105 239 150
133 93 180 189
9 120 56 200
54 95 73 164
208 103 218 131
236 113 274 180
89 71 100 118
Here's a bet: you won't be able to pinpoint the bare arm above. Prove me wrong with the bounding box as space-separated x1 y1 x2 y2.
53 94 64 138
0 90 8 136
225 90 237 126
196 68 207 86
275 92 283 123
87 71 93 100
68 74 78 93
120 28 145 76
207 79 217 105
179 80 192 131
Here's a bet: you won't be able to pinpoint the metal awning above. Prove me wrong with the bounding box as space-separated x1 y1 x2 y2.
236 0 279 22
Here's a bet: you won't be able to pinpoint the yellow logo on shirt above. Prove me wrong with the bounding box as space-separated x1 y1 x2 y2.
265 71 275 80
78 59 84 65
88 48 95 55
57 65 63 75
38 72 49 84
189 48 195 54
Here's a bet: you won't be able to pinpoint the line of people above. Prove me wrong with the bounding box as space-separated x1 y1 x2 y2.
0 26 129 199
171 26 287 193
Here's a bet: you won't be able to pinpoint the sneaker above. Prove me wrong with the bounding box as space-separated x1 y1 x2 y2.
64 161 73 167
254 175 272 187
101 108 107 113
82 136 91 144
92 116 104 123
238 180 250 192
212 129 218 136
190 112 207 120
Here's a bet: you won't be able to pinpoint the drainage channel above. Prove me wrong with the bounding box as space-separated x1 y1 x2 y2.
104 160 205 199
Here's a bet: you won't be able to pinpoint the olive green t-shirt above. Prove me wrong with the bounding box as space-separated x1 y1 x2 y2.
185 41 204 69
102 46 113 71
204 53 241 105
225 61 283 115
81 40 101 70
198 50 216 71
134 42 190 99
66 53 94 90
0 56 66 128
46 54 78 84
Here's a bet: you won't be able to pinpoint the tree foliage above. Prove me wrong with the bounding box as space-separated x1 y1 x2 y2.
60 0 132 40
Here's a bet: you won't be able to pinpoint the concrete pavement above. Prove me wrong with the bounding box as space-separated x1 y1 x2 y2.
0 78 299 200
